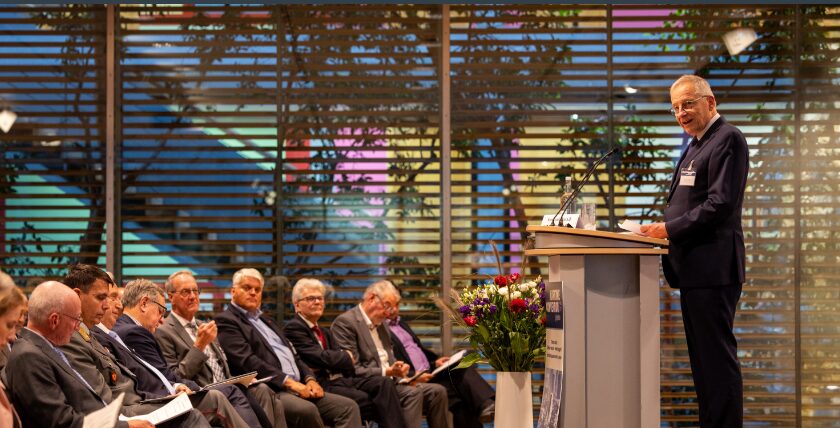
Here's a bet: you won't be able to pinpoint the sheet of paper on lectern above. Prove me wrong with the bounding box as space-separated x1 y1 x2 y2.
618 219 643 235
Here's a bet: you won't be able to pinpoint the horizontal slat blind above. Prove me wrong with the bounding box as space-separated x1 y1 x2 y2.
276 5 442 328
1 4 839 426
799 6 840 425
117 4 283 314
0 5 107 287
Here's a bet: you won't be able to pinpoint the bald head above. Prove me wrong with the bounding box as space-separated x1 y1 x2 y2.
27 281 81 346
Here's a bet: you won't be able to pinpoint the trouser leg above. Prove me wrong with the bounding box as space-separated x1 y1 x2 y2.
680 285 743 428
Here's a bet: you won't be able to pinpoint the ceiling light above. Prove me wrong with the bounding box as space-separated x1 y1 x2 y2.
0 109 17 133
723 28 757 56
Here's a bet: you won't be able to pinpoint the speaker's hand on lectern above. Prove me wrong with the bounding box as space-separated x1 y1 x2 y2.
640 222 668 239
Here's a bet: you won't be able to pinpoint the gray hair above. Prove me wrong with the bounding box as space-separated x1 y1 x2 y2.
122 278 164 308
232 268 264 288
671 75 714 98
165 270 195 293
28 281 76 326
292 278 332 302
363 280 398 300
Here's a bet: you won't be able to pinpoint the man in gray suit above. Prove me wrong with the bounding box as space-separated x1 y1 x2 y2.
156 270 287 428
331 280 449 428
6 281 154 428
59 264 210 428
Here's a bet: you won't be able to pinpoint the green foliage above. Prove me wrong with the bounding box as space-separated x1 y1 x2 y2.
452 272 546 372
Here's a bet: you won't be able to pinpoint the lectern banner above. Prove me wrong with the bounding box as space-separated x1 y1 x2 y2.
538 281 564 428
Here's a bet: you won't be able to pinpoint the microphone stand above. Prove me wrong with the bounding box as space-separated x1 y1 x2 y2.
550 147 620 227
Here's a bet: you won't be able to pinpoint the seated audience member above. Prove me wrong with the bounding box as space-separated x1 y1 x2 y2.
104 284 124 327
60 264 211 428
384 281 495 427
6 281 154 428
0 270 25 372
331 280 449 428
0 270 26 427
97 278 260 428
285 278 409 428
156 270 287 428
215 268 361 428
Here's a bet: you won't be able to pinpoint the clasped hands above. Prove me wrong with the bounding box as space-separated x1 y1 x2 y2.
285 377 324 399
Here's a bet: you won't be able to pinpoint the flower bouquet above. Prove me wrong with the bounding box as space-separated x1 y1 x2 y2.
449 248 547 372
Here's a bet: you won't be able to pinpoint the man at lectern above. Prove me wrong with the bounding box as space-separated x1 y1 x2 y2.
640 75 748 427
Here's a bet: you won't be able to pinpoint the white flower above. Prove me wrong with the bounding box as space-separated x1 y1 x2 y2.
498 287 509 296
511 291 522 299
518 284 530 293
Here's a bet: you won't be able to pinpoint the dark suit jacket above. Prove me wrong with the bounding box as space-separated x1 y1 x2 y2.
330 305 398 378
284 313 355 385
387 319 438 376
155 314 231 386
6 328 126 428
214 305 315 392
93 324 182 397
113 314 201 391
664 116 748 288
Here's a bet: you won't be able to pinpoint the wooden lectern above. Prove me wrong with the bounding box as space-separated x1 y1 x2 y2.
525 226 668 428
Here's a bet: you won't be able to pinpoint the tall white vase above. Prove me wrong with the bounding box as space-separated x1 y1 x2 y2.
495 371 533 428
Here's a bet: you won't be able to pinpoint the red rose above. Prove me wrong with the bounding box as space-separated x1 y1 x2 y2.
509 273 521 283
463 316 478 326
540 316 547 325
494 275 508 286
509 298 528 314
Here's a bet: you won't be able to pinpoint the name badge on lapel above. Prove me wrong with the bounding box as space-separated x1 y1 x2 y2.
679 160 696 187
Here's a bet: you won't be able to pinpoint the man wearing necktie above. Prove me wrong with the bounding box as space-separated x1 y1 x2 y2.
285 278 409 428
59 264 211 428
113 278 265 428
5 281 153 428
156 270 288 428
641 75 748 427
215 268 361 428
331 280 449 428
383 281 495 428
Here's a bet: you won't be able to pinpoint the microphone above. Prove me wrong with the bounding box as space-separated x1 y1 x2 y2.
550 147 620 227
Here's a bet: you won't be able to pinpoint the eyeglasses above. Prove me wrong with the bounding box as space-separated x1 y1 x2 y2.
175 288 200 297
298 295 324 304
374 294 395 313
59 313 83 327
669 95 708 116
149 300 169 317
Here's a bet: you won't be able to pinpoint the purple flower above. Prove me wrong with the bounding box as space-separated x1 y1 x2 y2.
488 305 497 314
459 305 471 315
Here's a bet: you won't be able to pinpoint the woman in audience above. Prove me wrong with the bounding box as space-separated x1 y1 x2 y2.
0 270 26 428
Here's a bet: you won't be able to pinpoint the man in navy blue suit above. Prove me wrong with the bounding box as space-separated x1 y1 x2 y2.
641 75 748 427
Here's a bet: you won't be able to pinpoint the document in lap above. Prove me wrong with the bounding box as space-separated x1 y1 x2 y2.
121 392 192 425
139 390 195 404
397 369 428 385
250 375 276 386
431 349 467 377
83 392 124 428
200 371 259 390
